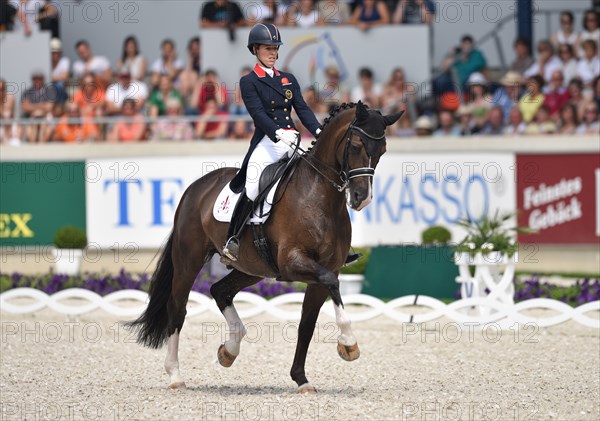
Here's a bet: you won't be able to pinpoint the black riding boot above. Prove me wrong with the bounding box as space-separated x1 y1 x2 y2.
222 192 254 262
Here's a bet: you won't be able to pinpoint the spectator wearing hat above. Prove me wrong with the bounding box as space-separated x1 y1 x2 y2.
148 74 183 118
434 34 487 94
481 106 505 135
72 40 112 90
152 98 193 141
524 40 562 84
105 66 149 115
510 37 534 76
414 115 434 136
20 70 57 143
494 71 523 124
576 40 600 86
320 65 350 110
50 38 69 104
504 107 527 135
433 110 459 137
518 75 545 123
543 70 571 120
108 98 147 142
465 72 490 133
53 101 99 143
351 67 383 108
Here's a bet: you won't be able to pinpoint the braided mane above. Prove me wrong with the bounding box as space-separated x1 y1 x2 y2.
307 102 356 152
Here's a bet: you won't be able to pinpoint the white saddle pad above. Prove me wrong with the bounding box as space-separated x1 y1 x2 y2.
213 179 283 224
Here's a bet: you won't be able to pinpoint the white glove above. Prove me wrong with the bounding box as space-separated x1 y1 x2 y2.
275 129 299 148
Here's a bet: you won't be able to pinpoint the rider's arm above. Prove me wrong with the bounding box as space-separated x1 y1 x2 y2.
288 74 322 137
240 76 280 142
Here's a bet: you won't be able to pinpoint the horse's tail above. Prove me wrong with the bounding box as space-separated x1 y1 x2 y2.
125 231 174 349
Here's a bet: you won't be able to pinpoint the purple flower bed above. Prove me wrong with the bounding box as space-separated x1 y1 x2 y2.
514 276 600 306
0 268 304 299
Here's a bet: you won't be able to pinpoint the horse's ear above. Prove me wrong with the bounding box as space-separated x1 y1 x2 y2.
383 110 405 126
356 101 369 121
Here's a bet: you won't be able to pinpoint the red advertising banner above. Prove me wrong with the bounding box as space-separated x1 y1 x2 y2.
517 154 600 244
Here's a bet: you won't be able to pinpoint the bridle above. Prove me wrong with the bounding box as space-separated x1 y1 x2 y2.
295 118 385 193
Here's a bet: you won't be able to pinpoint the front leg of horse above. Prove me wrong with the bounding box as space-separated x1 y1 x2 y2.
285 257 360 393
334 303 360 361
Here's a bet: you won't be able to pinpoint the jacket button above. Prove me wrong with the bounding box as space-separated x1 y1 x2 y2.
271 109 274 111
284 99 288 103
285 116 289 120
287 125 291 128
271 101 275 104
284 108 288 112
274 117 278 120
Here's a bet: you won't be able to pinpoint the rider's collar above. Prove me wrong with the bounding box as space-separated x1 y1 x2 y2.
254 63 280 78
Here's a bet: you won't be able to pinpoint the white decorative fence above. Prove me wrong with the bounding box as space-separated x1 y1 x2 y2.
1 288 599 329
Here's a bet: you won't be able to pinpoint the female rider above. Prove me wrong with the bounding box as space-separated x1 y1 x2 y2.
222 24 358 265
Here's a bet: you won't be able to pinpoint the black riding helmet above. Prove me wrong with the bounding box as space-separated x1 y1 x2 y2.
247 23 283 55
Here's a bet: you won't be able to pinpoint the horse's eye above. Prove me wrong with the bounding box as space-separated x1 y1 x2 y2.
350 143 361 152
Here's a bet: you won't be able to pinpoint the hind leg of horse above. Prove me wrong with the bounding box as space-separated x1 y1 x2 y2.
164 243 211 390
210 270 262 367
290 284 329 393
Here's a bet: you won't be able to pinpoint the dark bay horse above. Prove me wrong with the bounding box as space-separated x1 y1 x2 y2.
127 101 403 393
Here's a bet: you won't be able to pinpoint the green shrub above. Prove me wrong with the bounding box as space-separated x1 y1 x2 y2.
54 226 87 249
421 226 452 245
340 247 370 275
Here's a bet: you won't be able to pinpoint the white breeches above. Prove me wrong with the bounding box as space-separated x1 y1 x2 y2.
245 135 291 201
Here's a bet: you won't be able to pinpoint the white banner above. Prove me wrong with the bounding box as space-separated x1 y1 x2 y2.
349 153 516 245
86 156 242 248
203 26 431 94
86 153 515 248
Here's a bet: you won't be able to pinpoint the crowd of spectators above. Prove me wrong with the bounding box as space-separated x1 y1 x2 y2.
0 1 598 144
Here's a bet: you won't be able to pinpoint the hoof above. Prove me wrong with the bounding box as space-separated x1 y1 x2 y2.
168 382 187 390
217 344 237 367
298 383 317 394
337 342 360 361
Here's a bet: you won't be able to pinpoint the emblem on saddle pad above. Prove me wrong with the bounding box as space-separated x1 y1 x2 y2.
285 89 293 99
220 195 231 213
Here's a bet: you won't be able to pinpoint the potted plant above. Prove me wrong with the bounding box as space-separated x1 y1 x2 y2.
339 247 370 295
454 210 532 308
52 226 87 275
